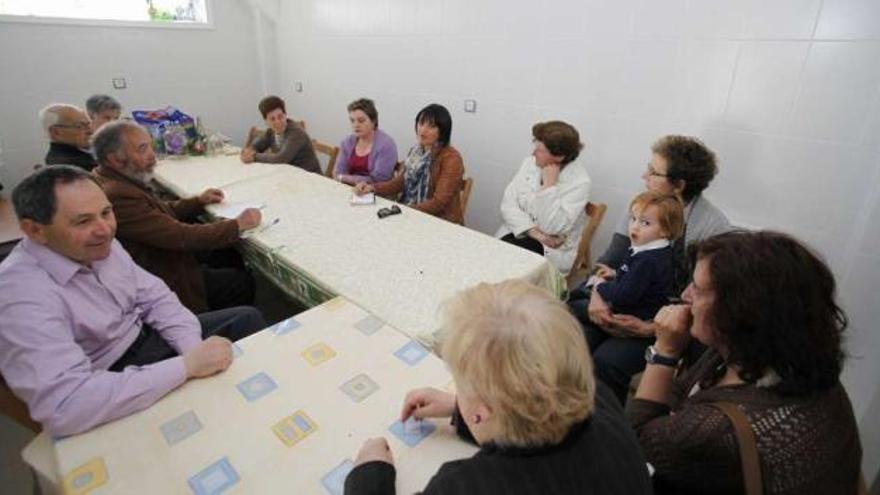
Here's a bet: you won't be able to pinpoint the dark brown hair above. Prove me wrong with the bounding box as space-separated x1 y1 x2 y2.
347 98 378 127
651 135 717 202
258 95 286 119
693 230 846 395
532 121 583 166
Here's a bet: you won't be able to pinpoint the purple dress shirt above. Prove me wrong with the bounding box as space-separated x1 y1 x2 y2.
0 238 202 437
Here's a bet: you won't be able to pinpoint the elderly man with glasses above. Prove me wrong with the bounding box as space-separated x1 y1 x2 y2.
39 103 97 171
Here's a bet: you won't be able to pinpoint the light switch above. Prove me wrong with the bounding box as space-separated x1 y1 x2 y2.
464 99 477 113
295 81 303 93
112 78 127 90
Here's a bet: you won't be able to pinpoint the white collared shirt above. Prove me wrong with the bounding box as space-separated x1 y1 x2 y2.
629 238 670 256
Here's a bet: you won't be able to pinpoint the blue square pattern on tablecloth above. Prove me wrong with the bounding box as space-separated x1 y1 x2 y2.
188 457 239 495
393 340 429 366
271 317 301 336
321 459 355 495
353 315 384 336
388 418 436 447
236 372 278 402
160 410 203 446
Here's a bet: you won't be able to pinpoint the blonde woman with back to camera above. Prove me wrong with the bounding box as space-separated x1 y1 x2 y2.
344 280 652 494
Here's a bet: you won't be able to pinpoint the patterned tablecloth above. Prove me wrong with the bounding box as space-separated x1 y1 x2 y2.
153 156 566 344
46 298 477 494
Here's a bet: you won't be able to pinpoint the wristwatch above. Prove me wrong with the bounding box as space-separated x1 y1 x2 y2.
645 345 679 367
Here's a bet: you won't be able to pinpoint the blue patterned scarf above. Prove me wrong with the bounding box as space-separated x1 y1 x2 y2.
400 145 433 204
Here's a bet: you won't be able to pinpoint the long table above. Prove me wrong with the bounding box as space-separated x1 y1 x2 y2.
24 297 478 494
153 155 566 345
19 155 565 493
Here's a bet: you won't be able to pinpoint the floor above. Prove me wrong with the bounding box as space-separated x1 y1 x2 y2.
0 274 304 494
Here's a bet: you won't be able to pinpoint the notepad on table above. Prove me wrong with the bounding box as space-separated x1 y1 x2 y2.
350 193 376 205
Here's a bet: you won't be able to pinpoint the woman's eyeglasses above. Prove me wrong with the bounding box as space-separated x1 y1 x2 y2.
377 205 402 219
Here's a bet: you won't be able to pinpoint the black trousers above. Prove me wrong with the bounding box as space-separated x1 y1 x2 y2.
109 306 266 371
197 247 256 311
500 232 544 256
203 267 256 311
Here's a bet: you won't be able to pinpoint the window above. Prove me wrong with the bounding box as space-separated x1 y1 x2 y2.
0 0 210 26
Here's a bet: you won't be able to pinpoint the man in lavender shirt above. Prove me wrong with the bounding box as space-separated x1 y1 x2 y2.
0 166 265 437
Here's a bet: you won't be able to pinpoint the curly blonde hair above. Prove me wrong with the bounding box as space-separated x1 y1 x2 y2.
440 280 594 447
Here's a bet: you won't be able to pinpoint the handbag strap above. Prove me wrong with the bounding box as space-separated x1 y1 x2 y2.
710 401 763 495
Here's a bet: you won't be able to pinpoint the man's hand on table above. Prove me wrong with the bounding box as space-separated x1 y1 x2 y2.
183 336 233 379
236 208 262 232
198 188 225 205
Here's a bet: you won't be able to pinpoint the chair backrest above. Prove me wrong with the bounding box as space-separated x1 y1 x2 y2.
460 177 474 223
566 201 608 289
312 139 340 178
0 375 40 433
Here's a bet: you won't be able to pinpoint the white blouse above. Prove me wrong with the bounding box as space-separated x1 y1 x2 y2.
496 156 591 275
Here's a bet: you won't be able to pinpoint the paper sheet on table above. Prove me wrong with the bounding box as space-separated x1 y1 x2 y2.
350 192 376 205
212 201 264 219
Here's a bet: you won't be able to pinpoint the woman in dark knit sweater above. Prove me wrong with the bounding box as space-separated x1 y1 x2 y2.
345 280 652 495
627 231 862 495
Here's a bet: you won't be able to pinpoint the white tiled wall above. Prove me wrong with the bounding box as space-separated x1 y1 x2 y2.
0 0 876 482
0 1 267 189
276 0 880 480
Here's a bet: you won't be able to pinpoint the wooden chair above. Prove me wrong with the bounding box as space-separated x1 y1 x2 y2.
566 201 608 289
312 140 340 178
460 177 474 223
0 375 40 433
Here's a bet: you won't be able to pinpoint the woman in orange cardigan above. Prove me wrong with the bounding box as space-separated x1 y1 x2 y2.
354 104 464 225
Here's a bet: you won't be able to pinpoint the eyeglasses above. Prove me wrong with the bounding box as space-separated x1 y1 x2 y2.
52 122 91 131
377 205 401 219
645 163 668 178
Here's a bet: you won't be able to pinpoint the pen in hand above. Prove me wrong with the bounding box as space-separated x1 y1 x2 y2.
258 217 280 233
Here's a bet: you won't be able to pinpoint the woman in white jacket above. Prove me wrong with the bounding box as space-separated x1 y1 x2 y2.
496 121 591 275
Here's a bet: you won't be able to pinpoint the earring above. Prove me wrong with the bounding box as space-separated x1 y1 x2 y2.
473 414 482 424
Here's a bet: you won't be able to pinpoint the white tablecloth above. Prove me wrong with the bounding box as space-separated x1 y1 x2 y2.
153 156 565 344
34 298 477 494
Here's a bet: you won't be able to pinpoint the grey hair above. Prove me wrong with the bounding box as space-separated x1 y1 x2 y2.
85 94 122 117
12 165 97 224
38 103 81 138
92 120 144 165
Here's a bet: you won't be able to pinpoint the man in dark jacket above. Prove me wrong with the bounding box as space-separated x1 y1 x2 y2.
39 104 97 171
93 120 262 313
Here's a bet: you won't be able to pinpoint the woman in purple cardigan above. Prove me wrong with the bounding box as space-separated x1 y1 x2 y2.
335 98 398 185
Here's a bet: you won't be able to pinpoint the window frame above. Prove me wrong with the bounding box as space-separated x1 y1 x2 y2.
0 0 214 30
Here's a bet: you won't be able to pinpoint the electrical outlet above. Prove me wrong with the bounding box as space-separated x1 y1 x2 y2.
112 78 127 90
295 81 303 93
464 99 477 113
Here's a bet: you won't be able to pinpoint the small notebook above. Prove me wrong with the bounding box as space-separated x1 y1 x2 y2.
213 201 264 219
350 193 376 205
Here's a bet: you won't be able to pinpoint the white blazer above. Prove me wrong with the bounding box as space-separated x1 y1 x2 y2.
496 156 591 275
